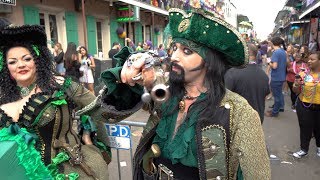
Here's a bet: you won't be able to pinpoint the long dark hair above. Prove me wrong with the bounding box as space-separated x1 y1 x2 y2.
0 42 59 105
164 48 228 119
64 42 77 69
300 45 310 60
64 42 81 81
197 49 228 118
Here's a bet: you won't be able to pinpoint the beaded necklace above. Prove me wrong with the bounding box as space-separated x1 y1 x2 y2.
179 92 199 112
292 61 307 74
301 72 320 107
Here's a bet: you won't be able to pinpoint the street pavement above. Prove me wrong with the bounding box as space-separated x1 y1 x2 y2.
264 94 320 180
107 93 320 180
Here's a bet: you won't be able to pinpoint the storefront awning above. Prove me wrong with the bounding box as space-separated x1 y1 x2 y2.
284 20 310 29
117 0 169 16
290 20 310 24
299 1 320 19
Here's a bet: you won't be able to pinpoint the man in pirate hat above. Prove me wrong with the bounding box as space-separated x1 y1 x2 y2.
78 8 270 180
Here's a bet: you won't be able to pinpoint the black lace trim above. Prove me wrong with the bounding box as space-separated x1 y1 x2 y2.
0 91 51 128
0 109 14 127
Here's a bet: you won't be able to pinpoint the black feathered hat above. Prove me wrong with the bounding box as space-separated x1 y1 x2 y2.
0 24 47 47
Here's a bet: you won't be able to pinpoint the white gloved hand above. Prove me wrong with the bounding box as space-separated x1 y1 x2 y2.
267 58 271 63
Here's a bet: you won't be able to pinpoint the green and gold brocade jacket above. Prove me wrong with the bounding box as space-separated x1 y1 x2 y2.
0 80 110 179
81 68 271 180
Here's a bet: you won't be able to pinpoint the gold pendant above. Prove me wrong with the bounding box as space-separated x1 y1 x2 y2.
179 100 185 112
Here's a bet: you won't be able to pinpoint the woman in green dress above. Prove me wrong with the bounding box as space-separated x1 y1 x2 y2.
0 18 110 179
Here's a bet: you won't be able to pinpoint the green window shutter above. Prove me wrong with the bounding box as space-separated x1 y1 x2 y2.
65 12 79 45
110 19 123 47
23 6 40 25
135 22 143 44
86 16 97 55
153 35 158 49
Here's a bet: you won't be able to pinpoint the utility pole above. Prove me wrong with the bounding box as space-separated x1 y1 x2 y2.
152 12 154 50
129 5 132 43
82 0 88 47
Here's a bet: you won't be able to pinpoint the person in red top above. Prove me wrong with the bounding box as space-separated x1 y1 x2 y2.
286 53 308 110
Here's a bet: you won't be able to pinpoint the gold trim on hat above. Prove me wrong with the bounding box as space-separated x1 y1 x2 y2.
169 8 249 67
178 19 190 32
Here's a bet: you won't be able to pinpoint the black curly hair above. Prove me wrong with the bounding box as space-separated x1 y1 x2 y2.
0 42 60 105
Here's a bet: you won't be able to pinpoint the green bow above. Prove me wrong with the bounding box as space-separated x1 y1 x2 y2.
8 123 37 145
51 99 67 106
47 152 79 180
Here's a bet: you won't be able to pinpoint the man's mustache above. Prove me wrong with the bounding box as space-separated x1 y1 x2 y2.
189 61 205 72
169 61 205 72
170 62 183 71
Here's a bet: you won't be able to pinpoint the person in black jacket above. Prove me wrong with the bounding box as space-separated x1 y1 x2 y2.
225 43 270 123
64 42 81 82
108 42 121 68
53 42 65 75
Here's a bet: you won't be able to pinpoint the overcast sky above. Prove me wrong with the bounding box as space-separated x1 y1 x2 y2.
232 0 287 40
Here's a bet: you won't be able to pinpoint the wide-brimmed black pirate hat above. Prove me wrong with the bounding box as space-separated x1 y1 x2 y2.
0 19 47 47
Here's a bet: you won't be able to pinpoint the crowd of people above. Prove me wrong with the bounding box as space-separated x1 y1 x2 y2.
0 6 319 180
52 42 96 94
108 38 168 69
248 37 320 159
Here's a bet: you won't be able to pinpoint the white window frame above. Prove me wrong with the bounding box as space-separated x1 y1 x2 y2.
37 5 64 51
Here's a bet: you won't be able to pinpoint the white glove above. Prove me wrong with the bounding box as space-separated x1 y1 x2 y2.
267 58 271 63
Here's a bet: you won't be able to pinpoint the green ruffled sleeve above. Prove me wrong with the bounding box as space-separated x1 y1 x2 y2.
76 46 144 123
100 67 143 111
99 45 143 110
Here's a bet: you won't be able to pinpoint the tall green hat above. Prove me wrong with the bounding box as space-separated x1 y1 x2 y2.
168 8 248 67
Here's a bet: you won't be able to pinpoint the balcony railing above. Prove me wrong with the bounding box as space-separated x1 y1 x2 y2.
134 0 226 18
301 0 320 11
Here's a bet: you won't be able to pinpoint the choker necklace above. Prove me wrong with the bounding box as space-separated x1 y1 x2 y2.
18 83 36 97
179 92 199 112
